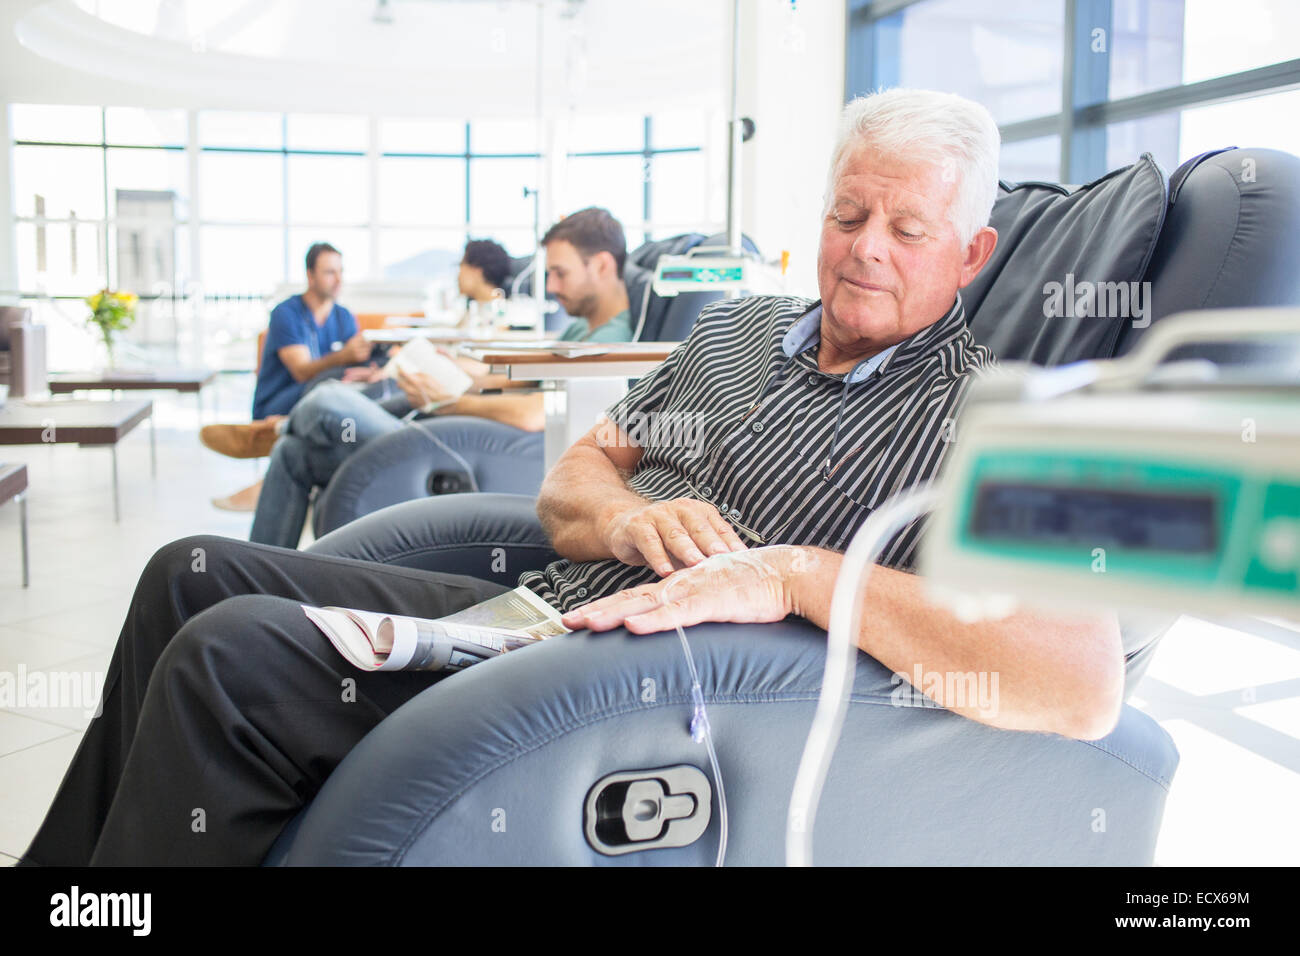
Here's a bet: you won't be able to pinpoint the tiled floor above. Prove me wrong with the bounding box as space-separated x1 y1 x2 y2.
0 374 1297 865
0 373 279 863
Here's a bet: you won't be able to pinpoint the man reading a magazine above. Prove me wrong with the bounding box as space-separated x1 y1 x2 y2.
20 89 1141 867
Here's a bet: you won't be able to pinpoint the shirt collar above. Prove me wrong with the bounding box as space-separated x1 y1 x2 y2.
781 294 967 383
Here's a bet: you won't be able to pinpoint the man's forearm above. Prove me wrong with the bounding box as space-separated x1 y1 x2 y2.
474 371 532 391
289 349 347 383
786 547 1125 740
438 392 545 432
536 439 648 562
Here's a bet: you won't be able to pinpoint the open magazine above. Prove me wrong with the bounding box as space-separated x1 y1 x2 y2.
382 336 474 411
303 585 570 673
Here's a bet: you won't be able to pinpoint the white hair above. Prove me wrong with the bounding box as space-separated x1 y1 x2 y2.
825 88 1001 247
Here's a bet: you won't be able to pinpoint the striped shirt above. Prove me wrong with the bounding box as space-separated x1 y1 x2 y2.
520 293 996 613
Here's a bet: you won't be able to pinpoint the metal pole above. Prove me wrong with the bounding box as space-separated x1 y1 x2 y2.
111 446 120 524
18 491 28 588
533 0 548 331
725 0 743 257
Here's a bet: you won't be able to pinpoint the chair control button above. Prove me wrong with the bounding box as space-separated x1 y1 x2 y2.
584 765 712 856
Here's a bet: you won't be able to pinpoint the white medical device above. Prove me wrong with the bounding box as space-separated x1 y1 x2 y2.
652 246 756 297
922 308 1300 620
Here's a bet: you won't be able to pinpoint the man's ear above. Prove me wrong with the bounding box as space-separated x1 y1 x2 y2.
957 226 998 288
593 250 617 282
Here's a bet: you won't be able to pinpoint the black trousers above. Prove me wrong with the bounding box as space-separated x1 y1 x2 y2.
18 535 509 866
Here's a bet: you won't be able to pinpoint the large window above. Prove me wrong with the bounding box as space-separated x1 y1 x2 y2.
847 0 1300 183
7 106 712 366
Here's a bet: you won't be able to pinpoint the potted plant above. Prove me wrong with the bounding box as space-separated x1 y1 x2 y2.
85 289 137 369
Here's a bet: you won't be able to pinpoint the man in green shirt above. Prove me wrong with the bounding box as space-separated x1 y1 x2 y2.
442 207 635 404
544 206 635 344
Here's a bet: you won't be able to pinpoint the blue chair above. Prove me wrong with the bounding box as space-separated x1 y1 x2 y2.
266 148 1300 865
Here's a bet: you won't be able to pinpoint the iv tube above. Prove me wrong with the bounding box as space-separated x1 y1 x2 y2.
786 484 940 866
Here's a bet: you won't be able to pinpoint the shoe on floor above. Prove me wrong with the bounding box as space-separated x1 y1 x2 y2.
200 421 279 459
212 479 262 512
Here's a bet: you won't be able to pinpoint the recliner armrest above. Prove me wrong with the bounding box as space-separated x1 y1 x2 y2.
312 417 545 538
272 616 1179 866
306 492 557 583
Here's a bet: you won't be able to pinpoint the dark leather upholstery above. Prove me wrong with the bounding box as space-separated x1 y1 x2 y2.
962 154 1168 364
311 417 545 539
268 619 1176 866
1116 147 1300 354
271 494 1176 866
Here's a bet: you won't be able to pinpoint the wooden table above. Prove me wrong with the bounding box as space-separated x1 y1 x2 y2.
461 342 677 470
0 399 154 522
48 368 218 425
0 462 28 587
363 328 546 345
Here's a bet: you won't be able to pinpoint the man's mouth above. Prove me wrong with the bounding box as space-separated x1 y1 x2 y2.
842 277 891 294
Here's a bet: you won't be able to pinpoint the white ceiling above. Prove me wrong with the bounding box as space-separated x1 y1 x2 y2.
3 0 730 118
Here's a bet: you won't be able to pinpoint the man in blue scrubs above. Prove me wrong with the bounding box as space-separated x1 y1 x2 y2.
251 242 371 419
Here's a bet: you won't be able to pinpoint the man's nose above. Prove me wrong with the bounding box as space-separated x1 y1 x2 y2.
850 216 889 262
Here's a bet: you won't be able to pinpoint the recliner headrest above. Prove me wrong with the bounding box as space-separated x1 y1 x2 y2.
963 154 1169 366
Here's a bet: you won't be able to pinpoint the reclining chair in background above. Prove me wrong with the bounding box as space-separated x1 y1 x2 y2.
308 232 759 538
265 148 1300 865
0 307 46 399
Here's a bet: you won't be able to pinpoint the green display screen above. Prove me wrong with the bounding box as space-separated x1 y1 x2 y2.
658 266 744 282
969 483 1218 554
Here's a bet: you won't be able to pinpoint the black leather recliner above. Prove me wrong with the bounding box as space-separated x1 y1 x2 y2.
310 232 758 537
265 148 1300 865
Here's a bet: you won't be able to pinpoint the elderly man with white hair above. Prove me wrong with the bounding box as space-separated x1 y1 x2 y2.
19 88 1125 867
547 88 1122 736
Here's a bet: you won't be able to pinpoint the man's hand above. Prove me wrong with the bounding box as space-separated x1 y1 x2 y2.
341 363 385 384
602 497 749 577
341 331 371 364
562 546 809 633
395 366 453 409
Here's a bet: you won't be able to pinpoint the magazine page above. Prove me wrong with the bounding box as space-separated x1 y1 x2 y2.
301 606 386 671
383 336 474 396
302 587 570 673
438 585 570 639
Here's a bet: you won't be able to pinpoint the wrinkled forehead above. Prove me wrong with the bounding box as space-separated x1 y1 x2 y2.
828 145 958 214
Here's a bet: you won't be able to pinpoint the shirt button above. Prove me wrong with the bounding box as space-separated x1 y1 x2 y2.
729 508 742 519
576 587 588 598
806 373 819 386
750 420 764 434
700 486 713 498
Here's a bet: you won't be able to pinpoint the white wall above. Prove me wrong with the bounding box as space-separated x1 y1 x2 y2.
736 0 847 298
0 102 16 297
